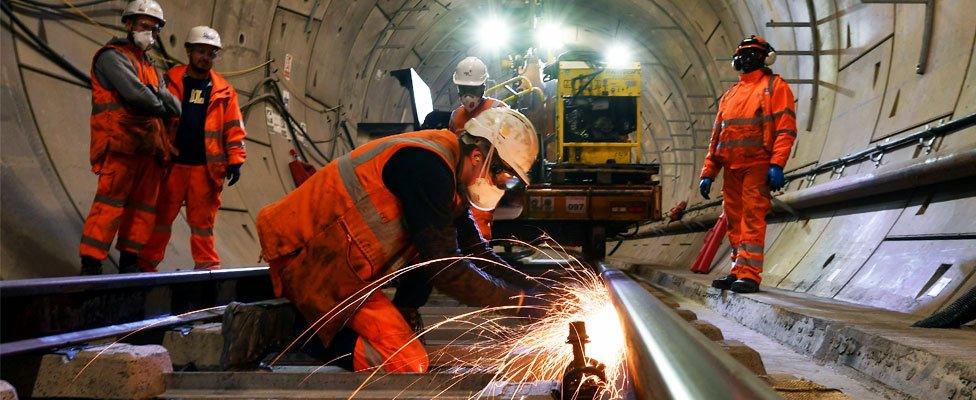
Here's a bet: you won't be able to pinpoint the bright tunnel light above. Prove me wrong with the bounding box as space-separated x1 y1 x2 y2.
478 15 511 51
535 22 566 51
604 43 632 68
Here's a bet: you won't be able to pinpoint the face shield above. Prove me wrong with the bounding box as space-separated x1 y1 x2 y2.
466 146 521 211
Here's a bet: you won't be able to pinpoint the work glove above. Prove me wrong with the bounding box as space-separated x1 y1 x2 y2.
699 177 713 199
226 164 242 186
767 165 785 191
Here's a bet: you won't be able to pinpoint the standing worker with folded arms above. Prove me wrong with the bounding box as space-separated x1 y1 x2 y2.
79 0 180 275
699 35 797 293
137 26 247 272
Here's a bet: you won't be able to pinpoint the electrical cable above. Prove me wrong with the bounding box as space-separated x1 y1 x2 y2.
16 0 111 8
2 0 91 87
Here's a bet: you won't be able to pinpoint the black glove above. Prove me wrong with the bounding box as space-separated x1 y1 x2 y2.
226 164 242 186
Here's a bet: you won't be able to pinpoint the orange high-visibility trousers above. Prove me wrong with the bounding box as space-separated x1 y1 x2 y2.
138 164 221 271
80 153 162 260
350 291 430 373
722 163 771 284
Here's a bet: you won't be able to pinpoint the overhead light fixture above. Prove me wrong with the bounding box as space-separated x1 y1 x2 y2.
604 43 632 68
478 15 510 51
535 21 566 51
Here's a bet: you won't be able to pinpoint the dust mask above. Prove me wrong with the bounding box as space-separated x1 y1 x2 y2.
132 31 155 50
461 95 481 112
467 148 505 211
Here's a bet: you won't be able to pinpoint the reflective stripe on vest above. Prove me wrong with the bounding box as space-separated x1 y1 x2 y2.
336 136 456 258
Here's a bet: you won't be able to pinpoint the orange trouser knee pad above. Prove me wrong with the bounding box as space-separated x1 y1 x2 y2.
139 164 222 271
80 153 163 260
721 163 771 284
350 291 429 373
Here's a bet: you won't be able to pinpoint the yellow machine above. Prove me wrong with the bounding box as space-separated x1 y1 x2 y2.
495 56 662 260
556 61 642 164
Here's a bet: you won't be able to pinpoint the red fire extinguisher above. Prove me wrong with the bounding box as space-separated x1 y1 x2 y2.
690 213 728 274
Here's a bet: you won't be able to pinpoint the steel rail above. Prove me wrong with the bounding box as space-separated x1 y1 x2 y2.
599 263 780 399
1 267 273 348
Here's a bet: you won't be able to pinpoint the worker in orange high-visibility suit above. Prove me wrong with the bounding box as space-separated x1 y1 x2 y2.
447 56 510 241
256 108 546 373
699 35 797 293
79 0 181 275
137 26 247 272
391 56 513 340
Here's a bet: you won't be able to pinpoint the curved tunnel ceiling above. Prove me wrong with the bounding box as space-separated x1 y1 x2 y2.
1 0 974 278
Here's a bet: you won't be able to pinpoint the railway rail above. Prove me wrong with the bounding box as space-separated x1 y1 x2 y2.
0 257 782 399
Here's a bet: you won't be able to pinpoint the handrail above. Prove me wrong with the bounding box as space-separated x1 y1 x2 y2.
503 87 546 105
599 263 780 399
487 76 532 96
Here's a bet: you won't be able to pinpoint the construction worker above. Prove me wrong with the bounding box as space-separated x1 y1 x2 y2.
699 35 796 293
137 26 247 272
256 108 543 373
448 56 510 240
79 0 180 275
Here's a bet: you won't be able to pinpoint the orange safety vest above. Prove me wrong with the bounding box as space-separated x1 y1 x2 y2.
448 97 508 133
701 69 797 178
166 65 247 184
89 42 166 170
257 129 462 306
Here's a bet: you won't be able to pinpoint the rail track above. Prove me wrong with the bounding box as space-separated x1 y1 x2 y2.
1 254 815 399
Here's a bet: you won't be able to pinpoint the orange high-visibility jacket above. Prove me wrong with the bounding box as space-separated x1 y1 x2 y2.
256 130 462 337
166 65 247 184
89 42 165 170
700 69 796 178
448 97 508 133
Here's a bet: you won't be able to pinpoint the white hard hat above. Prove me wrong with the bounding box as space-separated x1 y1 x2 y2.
122 0 165 26
186 26 222 49
453 56 489 86
464 108 539 184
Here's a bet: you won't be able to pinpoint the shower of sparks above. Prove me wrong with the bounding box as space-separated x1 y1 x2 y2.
340 237 629 400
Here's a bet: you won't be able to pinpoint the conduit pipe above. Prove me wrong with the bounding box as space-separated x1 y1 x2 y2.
599 264 780 399
624 146 976 239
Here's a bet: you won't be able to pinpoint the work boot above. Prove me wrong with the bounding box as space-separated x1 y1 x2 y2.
711 275 736 290
80 256 103 275
117 251 141 274
397 306 426 344
730 278 760 293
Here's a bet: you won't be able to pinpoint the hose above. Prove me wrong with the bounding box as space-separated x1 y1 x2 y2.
16 0 111 8
912 285 976 329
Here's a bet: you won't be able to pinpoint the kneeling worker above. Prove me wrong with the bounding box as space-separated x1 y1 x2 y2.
138 26 247 271
256 108 543 373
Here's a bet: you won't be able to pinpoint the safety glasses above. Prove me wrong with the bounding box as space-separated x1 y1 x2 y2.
133 20 161 33
487 153 521 190
189 46 221 59
457 85 485 97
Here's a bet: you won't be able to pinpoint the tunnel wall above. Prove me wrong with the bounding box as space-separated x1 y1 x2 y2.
1 0 974 317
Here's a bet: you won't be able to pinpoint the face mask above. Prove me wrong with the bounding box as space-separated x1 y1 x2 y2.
461 95 481 112
467 147 506 211
132 30 155 50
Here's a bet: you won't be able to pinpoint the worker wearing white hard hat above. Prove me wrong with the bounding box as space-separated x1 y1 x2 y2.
255 108 546 373
137 26 248 272
79 0 180 275
447 56 511 241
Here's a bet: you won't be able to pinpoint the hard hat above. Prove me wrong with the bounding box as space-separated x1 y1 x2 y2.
464 108 539 184
734 35 776 66
453 56 489 86
122 0 165 26
185 26 222 49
